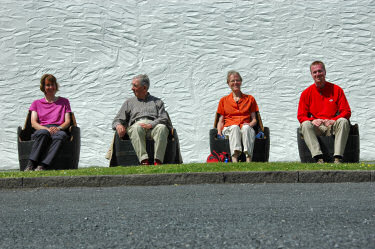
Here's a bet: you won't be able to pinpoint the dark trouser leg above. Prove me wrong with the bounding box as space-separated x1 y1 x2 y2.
29 129 52 164
40 131 68 167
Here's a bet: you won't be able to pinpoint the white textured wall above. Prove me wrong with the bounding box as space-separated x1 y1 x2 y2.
1 0 374 169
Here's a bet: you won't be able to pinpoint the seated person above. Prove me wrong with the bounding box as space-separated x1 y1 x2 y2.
24 74 72 171
297 61 351 164
216 70 259 163
112 74 169 166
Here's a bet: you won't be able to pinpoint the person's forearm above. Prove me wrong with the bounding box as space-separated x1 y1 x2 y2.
217 122 224 135
250 119 257 127
113 101 129 129
217 115 224 135
150 116 168 128
31 121 48 131
58 120 71 130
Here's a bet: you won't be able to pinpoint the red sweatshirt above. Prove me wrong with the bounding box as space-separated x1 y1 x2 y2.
297 82 351 123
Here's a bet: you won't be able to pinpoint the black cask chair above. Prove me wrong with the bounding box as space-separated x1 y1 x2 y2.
297 123 359 163
209 112 270 162
17 111 81 171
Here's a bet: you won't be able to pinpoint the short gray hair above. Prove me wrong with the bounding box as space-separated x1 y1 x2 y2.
133 74 150 89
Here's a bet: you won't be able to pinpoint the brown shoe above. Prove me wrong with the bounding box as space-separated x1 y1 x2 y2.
334 158 342 164
140 159 150 166
35 165 45 171
317 158 324 164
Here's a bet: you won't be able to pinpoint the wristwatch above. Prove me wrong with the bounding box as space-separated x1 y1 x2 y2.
58 126 63 130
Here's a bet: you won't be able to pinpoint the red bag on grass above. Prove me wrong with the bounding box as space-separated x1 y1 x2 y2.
206 150 230 163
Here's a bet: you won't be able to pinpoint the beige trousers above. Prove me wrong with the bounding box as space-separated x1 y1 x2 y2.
300 118 350 158
127 119 169 162
222 125 256 158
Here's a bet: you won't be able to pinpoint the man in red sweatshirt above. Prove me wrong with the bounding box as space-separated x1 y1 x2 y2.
297 61 351 163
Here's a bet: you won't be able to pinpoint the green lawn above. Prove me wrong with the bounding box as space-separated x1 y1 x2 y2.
1 162 374 178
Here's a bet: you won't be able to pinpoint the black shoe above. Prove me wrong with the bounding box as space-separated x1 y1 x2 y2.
24 161 35 171
35 165 46 171
314 155 324 164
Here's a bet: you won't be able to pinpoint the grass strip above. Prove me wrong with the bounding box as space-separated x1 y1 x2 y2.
0 162 374 178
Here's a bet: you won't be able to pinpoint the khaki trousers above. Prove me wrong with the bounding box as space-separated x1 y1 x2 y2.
300 118 350 158
222 125 256 158
127 119 169 162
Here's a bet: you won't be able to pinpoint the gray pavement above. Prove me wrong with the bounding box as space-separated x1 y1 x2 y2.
0 170 374 189
0 183 374 248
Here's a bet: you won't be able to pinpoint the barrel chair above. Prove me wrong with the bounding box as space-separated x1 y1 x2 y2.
297 123 359 163
209 112 270 162
109 112 183 166
17 111 81 171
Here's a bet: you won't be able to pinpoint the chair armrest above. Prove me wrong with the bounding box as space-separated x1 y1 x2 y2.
18 126 33 141
17 126 23 142
255 111 265 133
69 126 80 142
350 124 359 136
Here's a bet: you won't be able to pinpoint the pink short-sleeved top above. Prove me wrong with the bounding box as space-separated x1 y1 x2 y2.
29 97 71 126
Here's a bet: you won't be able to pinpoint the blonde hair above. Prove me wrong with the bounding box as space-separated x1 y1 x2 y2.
227 70 242 83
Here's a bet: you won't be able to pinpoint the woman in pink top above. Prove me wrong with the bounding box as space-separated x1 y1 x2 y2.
24 74 72 171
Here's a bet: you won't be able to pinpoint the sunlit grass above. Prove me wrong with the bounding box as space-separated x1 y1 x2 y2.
0 161 374 178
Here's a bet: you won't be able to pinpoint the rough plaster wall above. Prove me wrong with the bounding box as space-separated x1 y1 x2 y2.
1 0 374 169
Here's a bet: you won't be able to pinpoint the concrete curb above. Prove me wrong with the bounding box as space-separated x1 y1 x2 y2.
0 171 374 189
299 170 373 183
224 171 299 183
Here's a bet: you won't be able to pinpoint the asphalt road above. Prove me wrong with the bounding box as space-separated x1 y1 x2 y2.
0 183 374 249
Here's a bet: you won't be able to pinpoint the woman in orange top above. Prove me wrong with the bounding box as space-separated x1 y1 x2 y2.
216 70 259 162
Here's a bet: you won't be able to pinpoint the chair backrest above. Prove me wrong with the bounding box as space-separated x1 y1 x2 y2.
213 111 265 133
20 111 77 141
